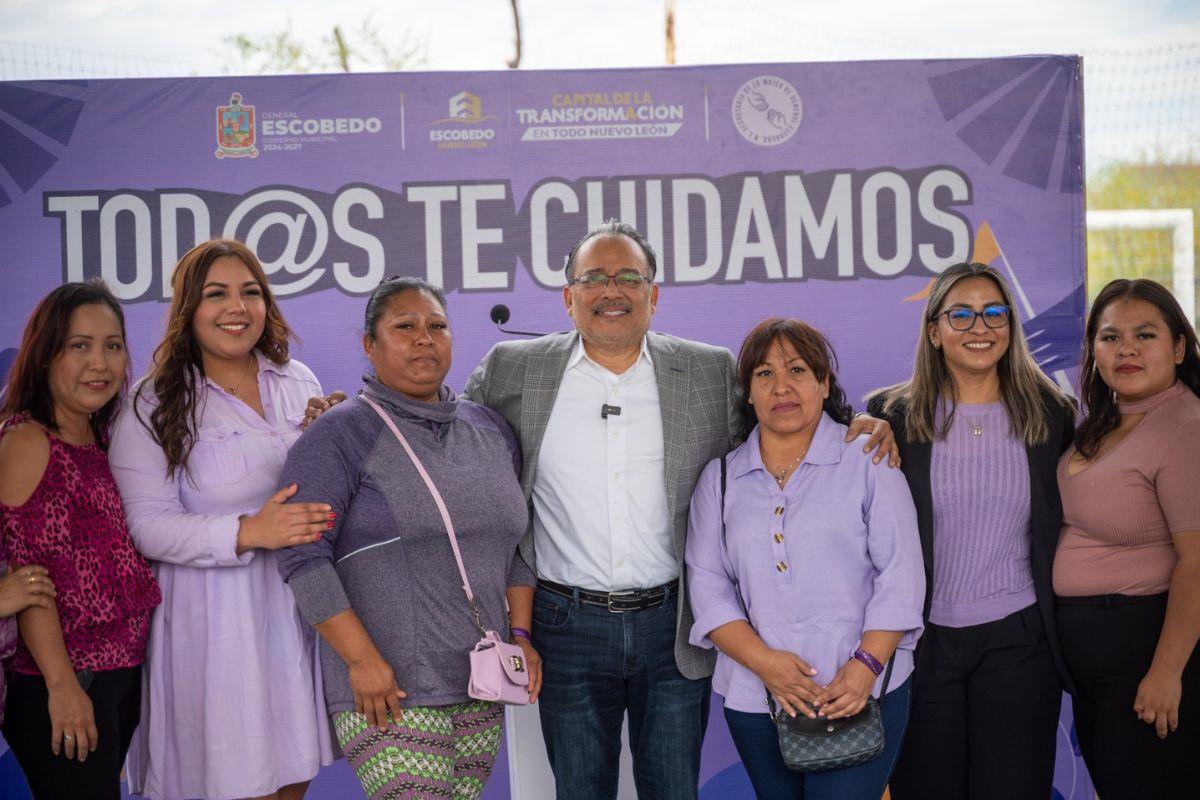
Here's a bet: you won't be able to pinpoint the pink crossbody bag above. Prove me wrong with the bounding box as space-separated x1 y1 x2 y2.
363 396 532 706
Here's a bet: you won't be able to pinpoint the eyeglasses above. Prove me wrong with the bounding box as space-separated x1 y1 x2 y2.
932 304 1012 331
570 271 653 291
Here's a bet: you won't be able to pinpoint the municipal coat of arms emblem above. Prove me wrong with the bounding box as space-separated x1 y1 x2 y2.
215 93 258 159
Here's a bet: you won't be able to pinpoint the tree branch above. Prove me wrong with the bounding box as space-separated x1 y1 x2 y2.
507 0 522 69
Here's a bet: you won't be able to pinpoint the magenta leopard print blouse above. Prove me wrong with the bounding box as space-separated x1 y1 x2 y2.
0 414 160 675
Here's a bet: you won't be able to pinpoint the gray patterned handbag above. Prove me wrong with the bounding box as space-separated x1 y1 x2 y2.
767 672 889 772
719 456 893 773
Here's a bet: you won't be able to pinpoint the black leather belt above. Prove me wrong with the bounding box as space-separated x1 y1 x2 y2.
537 578 678 613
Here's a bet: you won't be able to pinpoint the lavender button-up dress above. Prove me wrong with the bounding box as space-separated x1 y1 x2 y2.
108 353 334 800
686 413 925 714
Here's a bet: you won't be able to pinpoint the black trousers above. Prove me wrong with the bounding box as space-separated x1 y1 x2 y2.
889 604 1061 800
1 666 141 800
1057 593 1200 800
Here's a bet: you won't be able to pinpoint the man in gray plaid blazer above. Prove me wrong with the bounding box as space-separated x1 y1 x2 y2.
298 221 895 796
464 221 739 799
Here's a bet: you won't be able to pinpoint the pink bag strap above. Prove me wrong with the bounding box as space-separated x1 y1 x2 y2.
362 395 485 633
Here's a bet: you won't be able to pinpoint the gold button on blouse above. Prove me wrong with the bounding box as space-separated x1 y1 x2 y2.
776 561 788 572
774 532 784 543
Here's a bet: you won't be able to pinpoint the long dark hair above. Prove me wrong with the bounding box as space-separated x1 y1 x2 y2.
736 317 853 440
1076 278 1200 458
1 280 130 444
136 239 294 476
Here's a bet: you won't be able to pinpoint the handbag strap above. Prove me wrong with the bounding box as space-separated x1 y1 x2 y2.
363 395 485 635
718 456 894 713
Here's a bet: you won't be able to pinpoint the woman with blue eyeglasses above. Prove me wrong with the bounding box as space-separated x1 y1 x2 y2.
867 262 1076 800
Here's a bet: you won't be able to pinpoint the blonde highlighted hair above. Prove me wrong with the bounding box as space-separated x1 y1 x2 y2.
869 262 1070 444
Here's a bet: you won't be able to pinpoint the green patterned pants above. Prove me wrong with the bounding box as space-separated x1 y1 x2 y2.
334 700 504 799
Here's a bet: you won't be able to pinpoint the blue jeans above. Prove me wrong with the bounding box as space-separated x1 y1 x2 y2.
724 676 912 800
533 585 711 800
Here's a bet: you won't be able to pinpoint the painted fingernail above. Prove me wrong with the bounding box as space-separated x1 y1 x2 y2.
327 521 334 529
328 512 337 520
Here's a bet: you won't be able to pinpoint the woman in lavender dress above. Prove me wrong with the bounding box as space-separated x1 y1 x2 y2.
108 239 335 800
867 262 1076 800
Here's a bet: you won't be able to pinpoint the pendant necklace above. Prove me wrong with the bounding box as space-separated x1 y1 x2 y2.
224 357 256 397
767 451 807 486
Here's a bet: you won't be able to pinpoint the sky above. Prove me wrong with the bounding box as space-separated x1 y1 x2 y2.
1 0 1198 76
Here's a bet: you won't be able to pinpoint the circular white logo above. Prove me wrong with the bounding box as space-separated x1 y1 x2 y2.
732 76 802 146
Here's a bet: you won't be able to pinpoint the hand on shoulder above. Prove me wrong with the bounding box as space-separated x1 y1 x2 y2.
846 413 901 468
301 391 348 431
0 421 51 507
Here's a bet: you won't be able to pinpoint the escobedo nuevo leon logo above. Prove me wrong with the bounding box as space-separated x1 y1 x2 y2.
428 92 499 149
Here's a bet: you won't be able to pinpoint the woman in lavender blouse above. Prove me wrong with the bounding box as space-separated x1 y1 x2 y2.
108 239 335 800
867 262 1076 800
686 318 924 800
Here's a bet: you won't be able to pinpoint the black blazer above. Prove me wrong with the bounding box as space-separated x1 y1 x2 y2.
867 389 1076 692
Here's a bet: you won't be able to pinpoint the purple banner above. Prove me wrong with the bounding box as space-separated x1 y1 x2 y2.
0 56 1090 799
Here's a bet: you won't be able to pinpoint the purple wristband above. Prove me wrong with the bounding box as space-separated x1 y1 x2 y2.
852 647 884 676
510 627 532 641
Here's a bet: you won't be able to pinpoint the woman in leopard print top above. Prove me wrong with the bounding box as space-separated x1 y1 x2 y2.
0 281 160 800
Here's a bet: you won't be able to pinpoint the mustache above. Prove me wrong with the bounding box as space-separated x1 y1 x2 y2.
591 300 632 314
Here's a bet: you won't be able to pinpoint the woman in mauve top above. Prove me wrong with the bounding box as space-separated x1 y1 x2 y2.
687 318 924 800
1054 278 1200 800
867 262 1076 800
277 277 536 800
107 240 334 800
0 282 160 800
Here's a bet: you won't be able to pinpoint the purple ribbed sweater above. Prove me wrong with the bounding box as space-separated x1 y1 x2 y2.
929 401 1036 628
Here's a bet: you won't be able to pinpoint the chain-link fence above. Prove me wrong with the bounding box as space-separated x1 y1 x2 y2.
0 40 198 81
1083 46 1198 325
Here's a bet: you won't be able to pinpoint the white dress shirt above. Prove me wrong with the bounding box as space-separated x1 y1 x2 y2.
532 337 677 591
